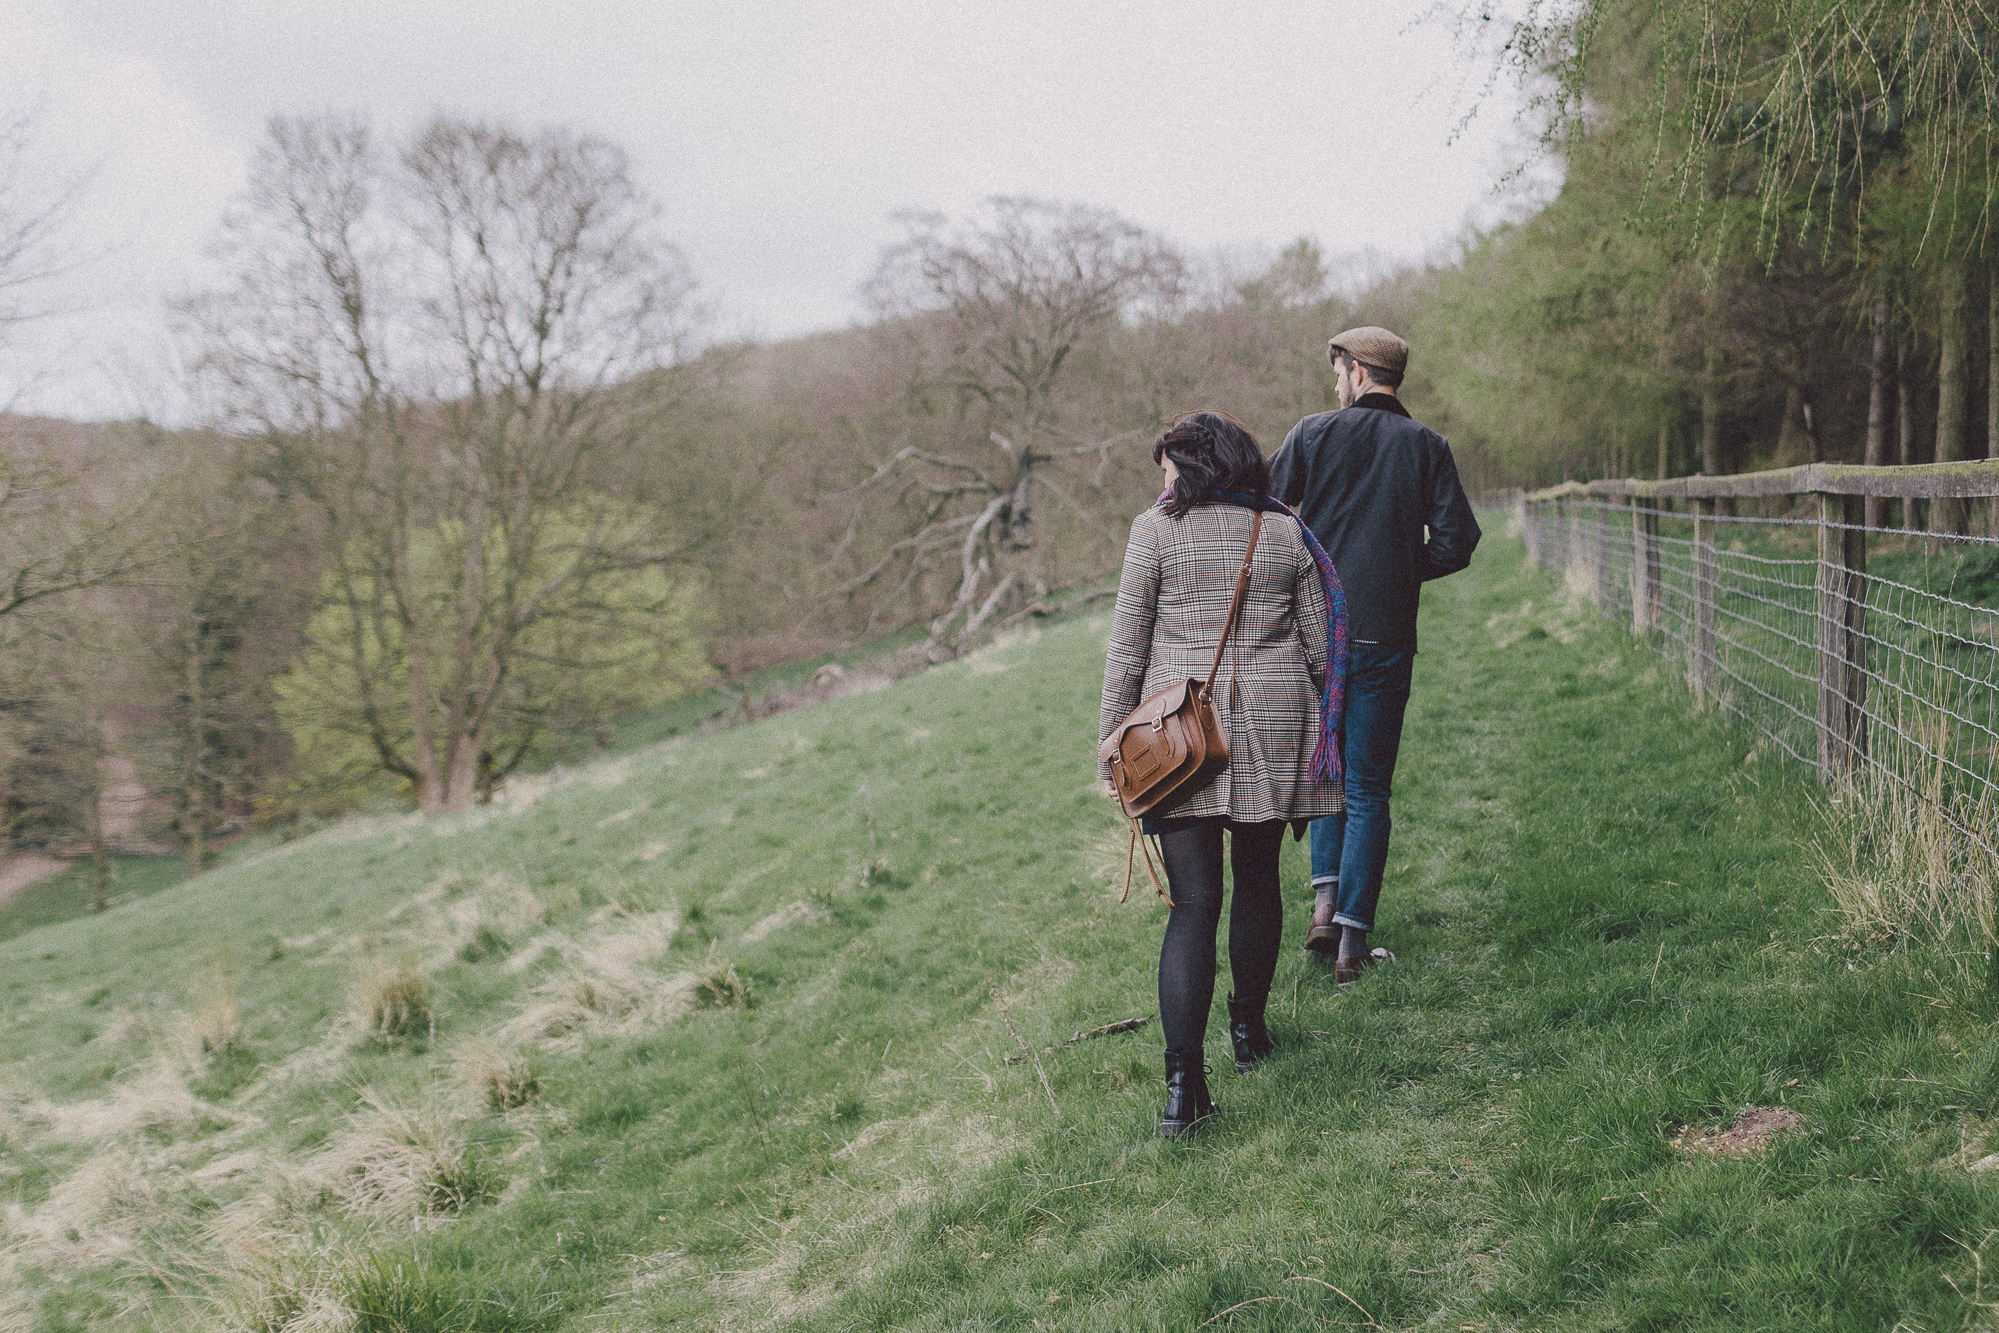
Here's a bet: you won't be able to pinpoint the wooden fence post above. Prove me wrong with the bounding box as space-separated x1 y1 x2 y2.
1692 498 1718 703
1593 497 1613 611
1631 499 1660 633
1816 492 1869 781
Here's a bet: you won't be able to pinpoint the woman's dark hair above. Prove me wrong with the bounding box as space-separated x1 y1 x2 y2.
1152 410 1269 519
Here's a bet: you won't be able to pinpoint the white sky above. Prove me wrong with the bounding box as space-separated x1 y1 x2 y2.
0 0 1551 422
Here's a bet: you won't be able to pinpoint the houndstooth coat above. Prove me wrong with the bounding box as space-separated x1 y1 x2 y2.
1098 503 1343 824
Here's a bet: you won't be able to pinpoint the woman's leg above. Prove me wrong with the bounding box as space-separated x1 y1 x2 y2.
1156 819 1227 1054
1226 820 1288 1006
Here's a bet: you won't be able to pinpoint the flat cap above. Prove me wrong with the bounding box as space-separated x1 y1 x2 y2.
1328 326 1409 376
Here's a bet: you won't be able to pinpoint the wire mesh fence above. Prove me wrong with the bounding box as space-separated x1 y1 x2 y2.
1523 493 1999 875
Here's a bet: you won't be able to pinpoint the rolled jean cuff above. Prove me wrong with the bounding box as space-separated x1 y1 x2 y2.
1309 874 1338 888
1332 912 1372 931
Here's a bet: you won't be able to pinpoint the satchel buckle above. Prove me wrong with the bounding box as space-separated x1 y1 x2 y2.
1150 716 1165 733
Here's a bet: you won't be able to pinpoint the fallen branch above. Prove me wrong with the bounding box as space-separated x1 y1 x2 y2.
993 985 1060 1117
1066 1015 1152 1045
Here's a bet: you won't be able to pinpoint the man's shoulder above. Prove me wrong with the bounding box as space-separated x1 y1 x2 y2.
1288 405 1445 448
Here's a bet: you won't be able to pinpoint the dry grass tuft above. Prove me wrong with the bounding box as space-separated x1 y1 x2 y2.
459 1040 539 1111
157 1189 360 1333
694 960 753 1010
310 1089 487 1221
1 1146 162 1271
351 956 432 1044
496 911 690 1045
23 1062 224 1143
1811 763 1997 980
185 972 245 1058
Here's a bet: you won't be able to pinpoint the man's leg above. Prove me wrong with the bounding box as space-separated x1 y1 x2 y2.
1303 811 1345 952
1332 647 1415 956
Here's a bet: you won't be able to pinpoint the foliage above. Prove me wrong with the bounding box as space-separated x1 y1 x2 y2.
1425 0 1999 487
1472 0 1998 260
272 510 711 809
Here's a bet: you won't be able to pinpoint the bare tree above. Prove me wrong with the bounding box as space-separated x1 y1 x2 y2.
0 110 150 616
838 199 1181 655
188 115 710 815
0 106 90 348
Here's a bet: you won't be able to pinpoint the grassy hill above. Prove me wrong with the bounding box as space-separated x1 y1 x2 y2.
7 528 1999 1331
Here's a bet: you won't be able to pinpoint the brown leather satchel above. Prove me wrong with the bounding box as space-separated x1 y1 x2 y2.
1099 510 1265 904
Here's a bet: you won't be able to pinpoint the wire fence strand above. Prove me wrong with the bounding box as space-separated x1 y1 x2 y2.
1524 496 1999 864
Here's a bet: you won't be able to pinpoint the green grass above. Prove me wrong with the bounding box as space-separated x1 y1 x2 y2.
0 597 1088 947
0 855 185 944
5 532 1999 1330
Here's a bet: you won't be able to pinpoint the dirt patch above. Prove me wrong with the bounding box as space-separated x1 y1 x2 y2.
0 854 66 907
756 662 902 718
1670 1106 1803 1157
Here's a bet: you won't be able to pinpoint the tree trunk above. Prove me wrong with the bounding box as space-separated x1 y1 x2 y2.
1898 336 1915 527
1936 262 1969 534
86 734 109 913
925 438 1037 658
1699 341 1737 513
1865 300 1890 530
444 732 480 814
1989 269 1998 535
1777 383 1801 462
183 613 207 879
1700 342 1723 474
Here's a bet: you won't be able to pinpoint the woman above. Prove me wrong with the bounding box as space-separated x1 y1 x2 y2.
1099 410 1346 1137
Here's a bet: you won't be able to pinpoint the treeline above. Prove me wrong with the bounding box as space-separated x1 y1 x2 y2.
21 0 1982 872
0 116 1435 873
1418 0 1999 502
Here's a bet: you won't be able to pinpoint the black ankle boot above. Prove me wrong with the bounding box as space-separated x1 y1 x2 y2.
1160 1048 1217 1137
1227 994 1275 1073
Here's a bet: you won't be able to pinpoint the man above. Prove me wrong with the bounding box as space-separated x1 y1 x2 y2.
1268 326 1480 985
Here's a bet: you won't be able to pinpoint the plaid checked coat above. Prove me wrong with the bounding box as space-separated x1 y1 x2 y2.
1098 503 1344 823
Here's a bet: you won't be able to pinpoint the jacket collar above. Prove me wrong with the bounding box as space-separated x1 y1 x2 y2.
1349 392 1410 418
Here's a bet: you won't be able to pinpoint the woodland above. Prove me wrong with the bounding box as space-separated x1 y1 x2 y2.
1 0 1994 881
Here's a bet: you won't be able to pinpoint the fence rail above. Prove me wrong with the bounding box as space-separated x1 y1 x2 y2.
1523 466 1999 869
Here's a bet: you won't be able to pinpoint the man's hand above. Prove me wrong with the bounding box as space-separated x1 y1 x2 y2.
1104 778 1121 801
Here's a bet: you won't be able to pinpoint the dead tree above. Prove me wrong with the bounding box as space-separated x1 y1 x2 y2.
841 199 1180 655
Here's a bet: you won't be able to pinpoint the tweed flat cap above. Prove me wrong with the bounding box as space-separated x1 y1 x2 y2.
1328 326 1409 375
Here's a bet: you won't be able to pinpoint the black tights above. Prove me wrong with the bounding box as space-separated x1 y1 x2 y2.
1155 818 1286 1054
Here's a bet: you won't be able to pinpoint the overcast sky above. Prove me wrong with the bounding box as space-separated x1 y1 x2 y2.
1 0 1550 421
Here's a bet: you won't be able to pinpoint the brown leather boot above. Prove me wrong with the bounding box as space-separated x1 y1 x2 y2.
1304 902 1340 954
1335 946 1397 987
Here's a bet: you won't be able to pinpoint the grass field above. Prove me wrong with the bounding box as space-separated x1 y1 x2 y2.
0 857 186 946
0 619 951 946
7 527 1999 1331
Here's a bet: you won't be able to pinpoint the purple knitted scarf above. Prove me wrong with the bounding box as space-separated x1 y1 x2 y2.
1158 488 1348 784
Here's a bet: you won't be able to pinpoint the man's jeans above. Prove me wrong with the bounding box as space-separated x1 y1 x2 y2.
1309 644 1415 933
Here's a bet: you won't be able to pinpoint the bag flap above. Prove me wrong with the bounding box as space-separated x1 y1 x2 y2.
1098 679 1196 763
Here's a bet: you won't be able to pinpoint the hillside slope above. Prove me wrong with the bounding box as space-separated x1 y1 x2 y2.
6 531 1999 1332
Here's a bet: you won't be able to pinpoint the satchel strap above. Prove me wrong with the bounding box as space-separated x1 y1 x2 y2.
1203 509 1264 696
1122 818 1174 907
